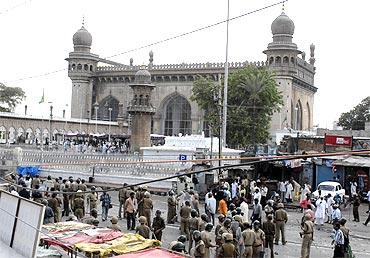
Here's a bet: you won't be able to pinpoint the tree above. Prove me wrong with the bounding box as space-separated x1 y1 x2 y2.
337 97 370 130
191 65 283 147
0 83 26 112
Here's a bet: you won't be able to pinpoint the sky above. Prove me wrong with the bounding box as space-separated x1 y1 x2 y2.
1 0 369 129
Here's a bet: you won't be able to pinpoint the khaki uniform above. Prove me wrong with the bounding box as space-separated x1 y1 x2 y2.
82 216 99 226
180 206 191 239
242 229 256 258
152 216 165 240
201 230 215 258
252 229 265 258
118 188 128 218
189 217 200 253
32 178 40 188
192 239 206 258
73 196 85 220
262 220 276 258
137 191 145 216
219 242 236 258
167 196 177 223
87 192 98 212
136 224 150 239
142 197 153 226
301 220 314 258
48 197 61 223
108 223 122 231
78 183 87 192
274 209 288 244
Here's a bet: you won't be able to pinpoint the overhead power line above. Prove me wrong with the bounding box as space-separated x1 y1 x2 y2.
4 0 287 84
0 0 31 15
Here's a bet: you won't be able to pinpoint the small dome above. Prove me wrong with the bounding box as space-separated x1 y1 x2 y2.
135 68 151 84
271 12 295 35
73 26 92 46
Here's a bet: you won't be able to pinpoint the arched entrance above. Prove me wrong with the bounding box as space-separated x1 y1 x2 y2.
97 95 119 121
163 95 192 135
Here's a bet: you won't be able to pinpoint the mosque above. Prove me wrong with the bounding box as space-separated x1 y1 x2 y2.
66 11 317 142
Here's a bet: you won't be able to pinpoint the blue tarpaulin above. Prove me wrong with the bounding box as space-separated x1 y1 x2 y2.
16 166 40 177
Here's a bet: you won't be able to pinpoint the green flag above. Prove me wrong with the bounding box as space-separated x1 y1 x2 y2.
39 89 44 104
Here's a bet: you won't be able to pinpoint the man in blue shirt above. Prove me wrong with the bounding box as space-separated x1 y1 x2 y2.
331 222 345 258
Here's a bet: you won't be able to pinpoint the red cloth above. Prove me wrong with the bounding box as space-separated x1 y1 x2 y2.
113 248 186 258
89 230 123 244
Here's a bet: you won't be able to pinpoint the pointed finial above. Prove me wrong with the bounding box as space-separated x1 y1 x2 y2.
82 16 85 26
282 2 285 12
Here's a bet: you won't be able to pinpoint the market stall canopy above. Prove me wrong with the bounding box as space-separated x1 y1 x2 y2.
333 156 370 167
112 247 188 258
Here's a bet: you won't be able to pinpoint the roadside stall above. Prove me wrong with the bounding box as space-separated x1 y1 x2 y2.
40 221 160 257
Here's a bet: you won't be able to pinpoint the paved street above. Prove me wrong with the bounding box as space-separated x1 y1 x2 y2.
95 191 370 258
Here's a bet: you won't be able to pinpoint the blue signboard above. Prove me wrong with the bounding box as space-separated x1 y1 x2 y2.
179 154 187 161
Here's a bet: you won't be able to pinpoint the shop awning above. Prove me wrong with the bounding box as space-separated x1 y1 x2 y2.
333 156 370 167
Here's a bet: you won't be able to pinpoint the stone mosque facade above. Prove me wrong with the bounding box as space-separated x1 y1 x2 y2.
67 12 317 141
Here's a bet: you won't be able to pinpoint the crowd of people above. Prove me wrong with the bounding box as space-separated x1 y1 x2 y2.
3 172 370 258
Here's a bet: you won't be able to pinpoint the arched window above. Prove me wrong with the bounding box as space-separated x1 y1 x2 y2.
97 95 120 121
291 57 295 64
295 100 303 130
84 64 89 71
0 126 6 143
269 57 274 65
77 64 82 70
283 56 289 64
164 95 192 136
306 102 311 130
275 56 281 64
71 64 76 70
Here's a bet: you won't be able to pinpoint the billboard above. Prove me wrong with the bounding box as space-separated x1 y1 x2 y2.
324 134 353 148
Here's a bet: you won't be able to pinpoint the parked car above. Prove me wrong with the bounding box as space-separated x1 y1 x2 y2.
312 181 346 202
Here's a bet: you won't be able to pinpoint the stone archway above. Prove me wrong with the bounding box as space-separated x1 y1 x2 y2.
97 95 119 121
295 100 303 130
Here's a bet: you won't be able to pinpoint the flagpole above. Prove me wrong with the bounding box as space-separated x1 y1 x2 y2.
222 0 230 147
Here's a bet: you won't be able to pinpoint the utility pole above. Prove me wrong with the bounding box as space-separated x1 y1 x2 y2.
222 0 230 147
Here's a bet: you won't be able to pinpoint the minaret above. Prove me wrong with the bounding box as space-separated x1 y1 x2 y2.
66 21 99 120
127 67 156 152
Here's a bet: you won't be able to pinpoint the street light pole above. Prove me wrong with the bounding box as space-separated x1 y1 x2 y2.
222 0 230 147
108 107 112 142
94 102 99 134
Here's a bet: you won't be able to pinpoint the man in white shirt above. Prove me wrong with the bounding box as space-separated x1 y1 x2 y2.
332 223 345 257
278 181 286 203
350 181 357 199
205 193 216 225
331 204 342 223
231 179 238 199
253 188 262 204
285 181 294 203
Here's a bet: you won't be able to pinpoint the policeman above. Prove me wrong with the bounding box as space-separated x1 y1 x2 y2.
82 208 99 226
152 210 165 241
199 213 209 232
274 202 288 245
73 190 85 220
252 220 265 258
167 190 177 224
300 213 314 258
118 184 128 219
219 233 237 258
143 191 153 226
180 201 192 239
170 235 187 254
242 222 255 258
262 214 276 258
136 216 150 239
87 186 98 213
201 223 217 258
191 230 206 258
108 216 122 231
189 209 200 253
